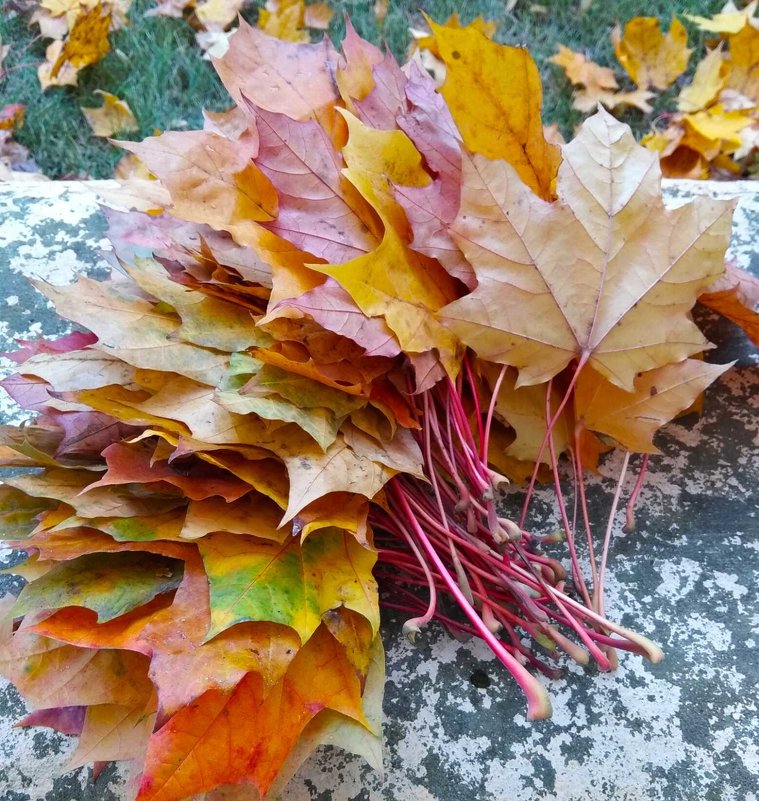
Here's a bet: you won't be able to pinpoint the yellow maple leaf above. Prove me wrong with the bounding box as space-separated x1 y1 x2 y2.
727 24 759 101
40 0 90 29
677 47 730 112
308 112 462 377
681 104 754 157
612 17 692 90
686 1 758 35
51 4 111 79
411 12 497 58
258 0 310 42
195 0 245 32
37 0 130 36
430 19 560 200
81 91 138 137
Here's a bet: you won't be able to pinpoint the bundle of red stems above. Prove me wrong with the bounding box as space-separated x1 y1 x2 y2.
372 354 663 720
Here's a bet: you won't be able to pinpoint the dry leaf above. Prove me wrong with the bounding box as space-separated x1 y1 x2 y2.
118 130 278 237
195 0 245 32
575 360 731 453
700 261 759 345
681 104 754 157
0 103 25 131
612 17 692 90
50 3 111 79
572 87 656 114
549 45 618 92
82 91 138 137
441 109 734 390
258 0 310 42
686 1 758 34
146 0 193 18
677 47 730 112
727 24 759 101
430 18 560 200
303 1 333 30
39 40 79 89
374 0 388 24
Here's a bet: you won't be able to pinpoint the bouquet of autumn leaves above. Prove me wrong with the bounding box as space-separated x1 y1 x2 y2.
2 16 757 801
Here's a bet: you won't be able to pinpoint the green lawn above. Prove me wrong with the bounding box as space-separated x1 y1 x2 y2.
0 0 724 178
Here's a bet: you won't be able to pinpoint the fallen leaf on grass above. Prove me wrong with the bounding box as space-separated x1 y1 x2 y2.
726 24 759 101
677 47 730 112
50 3 111 78
38 40 79 89
196 0 246 32
82 91 138 137
686 1 758 35
0 104 25 131
612 17 691 90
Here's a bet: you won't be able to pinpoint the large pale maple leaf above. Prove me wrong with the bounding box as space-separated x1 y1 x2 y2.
441 108 735 390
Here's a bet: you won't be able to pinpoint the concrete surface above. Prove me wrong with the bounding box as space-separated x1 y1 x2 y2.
0 179 757 801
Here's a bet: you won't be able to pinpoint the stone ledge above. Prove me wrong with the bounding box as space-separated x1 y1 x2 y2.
0 179 757 801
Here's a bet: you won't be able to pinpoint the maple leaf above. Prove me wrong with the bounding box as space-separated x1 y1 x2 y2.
263 635 384 798
258 0 310 42
575 360 731 453
308 111 462 376
0 628 153 710
441 109 735 390
681 105 754 158
677 47 730 113
50 3 111 79
548 43 658 117
686 1 759 35
549 45 619 93
700 260 759 345
393 65 472 289
118 131 278 239
10 551 183 622
612 17 692 90
246 103 380 263
572 86 656 115
212 18 341 138
32 551 302 721
484 366 570 464
429 18 560 200
38 40 79 89
67 697 157 770
198 527 378 642
81 90 138 137
0 103 25 131
136 624 369 800
195 0 246 32
726 24 759 101
0 17 746 800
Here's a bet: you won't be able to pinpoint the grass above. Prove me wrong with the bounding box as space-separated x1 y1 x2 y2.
0 0 725 178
